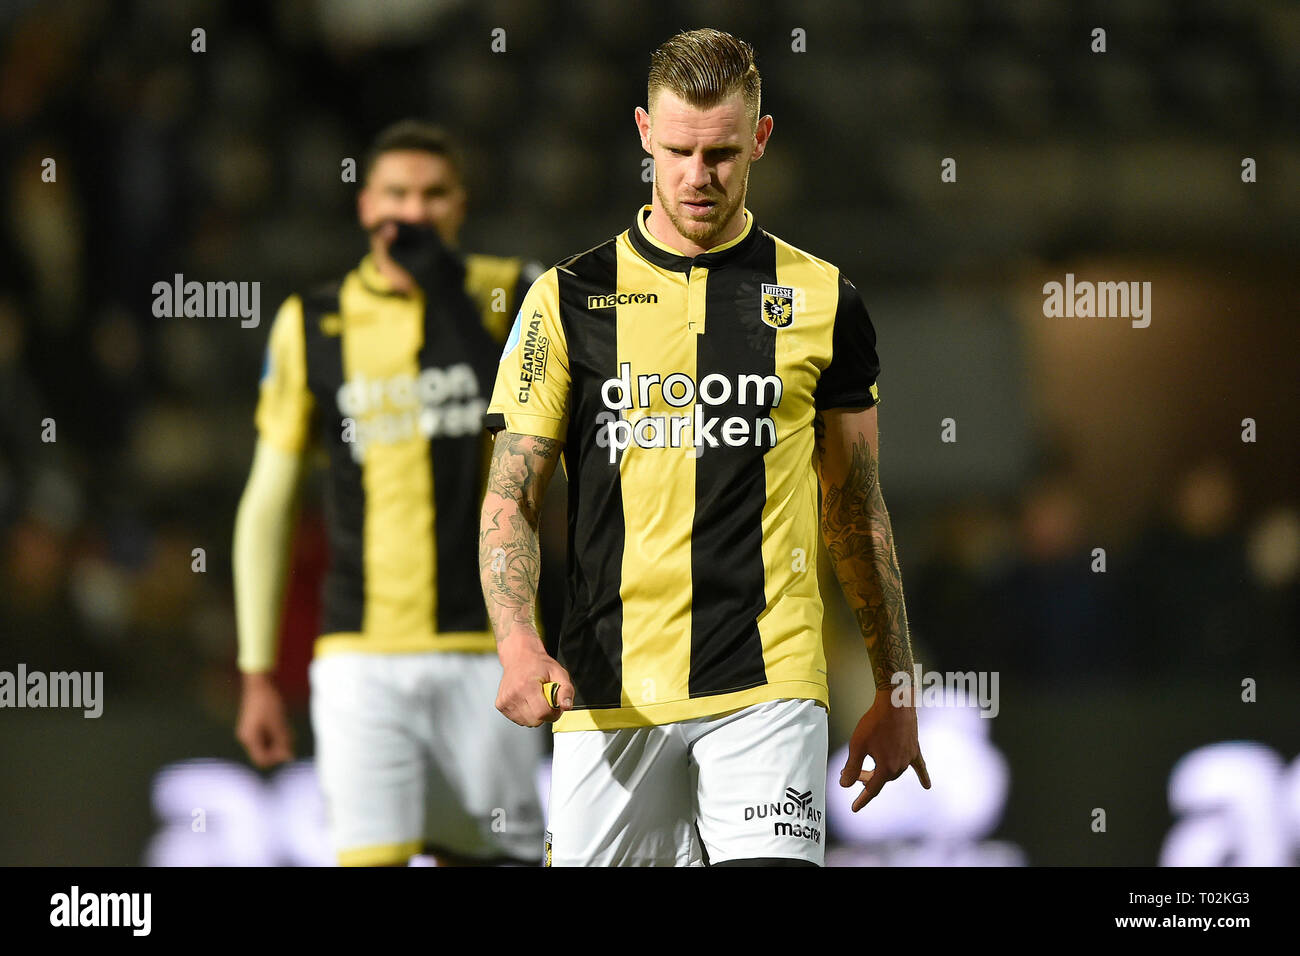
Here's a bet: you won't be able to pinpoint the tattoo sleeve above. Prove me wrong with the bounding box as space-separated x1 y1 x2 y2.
815 412 915 690
478 431 562 644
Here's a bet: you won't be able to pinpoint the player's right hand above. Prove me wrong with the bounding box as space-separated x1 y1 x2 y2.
236 673 295 768
496 629 574 728
384 219 455 293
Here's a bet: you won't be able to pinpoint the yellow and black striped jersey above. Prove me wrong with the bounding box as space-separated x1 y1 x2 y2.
258 251 537 658
485 205 880 731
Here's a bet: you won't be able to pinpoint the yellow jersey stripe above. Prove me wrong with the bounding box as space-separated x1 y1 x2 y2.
614 236 698 710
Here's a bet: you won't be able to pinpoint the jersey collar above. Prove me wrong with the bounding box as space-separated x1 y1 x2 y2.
628 204 758 273
358 253 406 297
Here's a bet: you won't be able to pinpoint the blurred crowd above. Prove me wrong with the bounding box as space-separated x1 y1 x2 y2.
1 0 1296 722
905 459 1300 685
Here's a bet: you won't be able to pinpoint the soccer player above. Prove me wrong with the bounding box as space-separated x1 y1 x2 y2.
235 120 546 866
479 29 929 866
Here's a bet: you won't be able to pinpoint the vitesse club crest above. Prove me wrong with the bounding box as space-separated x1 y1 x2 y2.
760 284 795 329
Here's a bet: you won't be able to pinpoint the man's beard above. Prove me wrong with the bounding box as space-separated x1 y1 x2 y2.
655 165 749 248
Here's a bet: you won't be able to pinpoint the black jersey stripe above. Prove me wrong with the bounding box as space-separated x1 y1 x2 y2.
420 276 501 633
689 236 777 697
301 283 366 635
555 241 624 709
429 436 488 631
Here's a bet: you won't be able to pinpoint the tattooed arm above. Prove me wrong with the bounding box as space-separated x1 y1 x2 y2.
479 430 574 726
813 405 930 809
480 430 559 640
813 406 915 689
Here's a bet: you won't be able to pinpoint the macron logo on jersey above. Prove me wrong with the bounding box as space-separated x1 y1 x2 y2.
588 292 659 309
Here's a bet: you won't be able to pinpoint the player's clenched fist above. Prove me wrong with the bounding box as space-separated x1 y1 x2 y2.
496 629 574 727
236 672 295 768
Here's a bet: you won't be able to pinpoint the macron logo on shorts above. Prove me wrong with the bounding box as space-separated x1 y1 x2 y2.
743 785 823 844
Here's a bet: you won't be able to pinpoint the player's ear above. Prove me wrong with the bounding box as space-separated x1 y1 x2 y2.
356 184 372 229
751 114 774 161
450 177 468 234
634 106 652 154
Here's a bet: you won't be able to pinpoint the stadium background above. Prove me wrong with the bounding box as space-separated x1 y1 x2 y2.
1 0 1297 865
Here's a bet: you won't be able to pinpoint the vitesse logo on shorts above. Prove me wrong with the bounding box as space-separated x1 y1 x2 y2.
544 831 553 867
517 310 548 404
760 284 795 329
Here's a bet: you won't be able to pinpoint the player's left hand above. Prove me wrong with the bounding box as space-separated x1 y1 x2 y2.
839 685 930 812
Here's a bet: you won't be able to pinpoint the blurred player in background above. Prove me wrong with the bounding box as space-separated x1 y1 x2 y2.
480 29 928 866
234 120 546 866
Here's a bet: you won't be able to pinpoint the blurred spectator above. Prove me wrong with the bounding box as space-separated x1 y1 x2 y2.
990 473 1126 685
908 498 1014 675
1123 459 1260 679
1243 504 1300 673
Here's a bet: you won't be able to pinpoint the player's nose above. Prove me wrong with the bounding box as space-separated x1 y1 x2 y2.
397 200 433 224
683 155 712 188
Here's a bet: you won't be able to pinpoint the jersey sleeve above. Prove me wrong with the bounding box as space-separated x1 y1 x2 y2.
513 259 544 313
814 273 882 411
254 294 315 454
483 267 570 440
464 253 545 345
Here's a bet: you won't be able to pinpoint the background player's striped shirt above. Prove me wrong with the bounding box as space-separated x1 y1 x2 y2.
259 251 537 657
485 206 880 731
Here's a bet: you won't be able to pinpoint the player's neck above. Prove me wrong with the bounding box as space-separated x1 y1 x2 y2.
644 200 747 259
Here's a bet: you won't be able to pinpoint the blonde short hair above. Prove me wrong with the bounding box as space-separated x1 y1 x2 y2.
647 28 761 128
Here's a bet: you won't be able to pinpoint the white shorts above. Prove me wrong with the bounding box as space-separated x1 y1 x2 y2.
309 651 546 866
547 697 828 867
